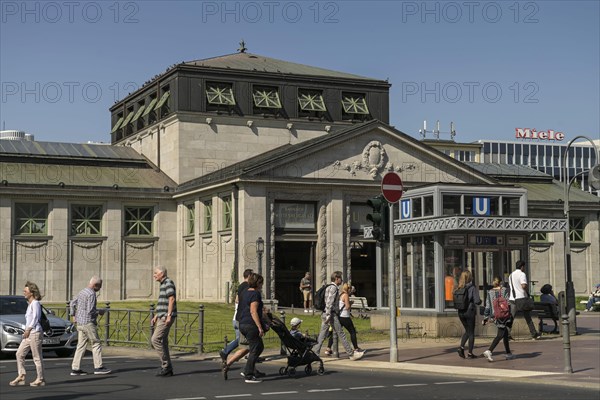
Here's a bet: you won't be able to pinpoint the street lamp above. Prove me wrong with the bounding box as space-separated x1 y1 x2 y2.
256 237 265 276
561 135 599 373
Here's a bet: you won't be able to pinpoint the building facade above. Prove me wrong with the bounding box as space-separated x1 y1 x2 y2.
1 52 598 332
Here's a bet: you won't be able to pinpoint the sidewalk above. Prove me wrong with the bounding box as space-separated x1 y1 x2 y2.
103 313 600 390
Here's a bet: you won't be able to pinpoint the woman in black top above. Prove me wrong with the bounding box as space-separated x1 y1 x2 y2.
456 270 481 359
237 273 267 383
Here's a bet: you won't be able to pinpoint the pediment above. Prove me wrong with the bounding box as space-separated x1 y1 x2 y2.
249 123 495 186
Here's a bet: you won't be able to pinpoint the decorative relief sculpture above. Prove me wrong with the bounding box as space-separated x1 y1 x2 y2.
333 141 417 179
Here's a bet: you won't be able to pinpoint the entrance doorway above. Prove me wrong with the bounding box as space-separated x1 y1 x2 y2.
274 241 314 307
465 250 522 301
349 241 377 307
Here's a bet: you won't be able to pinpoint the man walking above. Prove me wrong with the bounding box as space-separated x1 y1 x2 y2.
509 260 541 340
312 271 364 361
70 276 111 375
151 266 177 376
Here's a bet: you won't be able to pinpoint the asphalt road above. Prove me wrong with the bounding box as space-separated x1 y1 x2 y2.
1 355 597 400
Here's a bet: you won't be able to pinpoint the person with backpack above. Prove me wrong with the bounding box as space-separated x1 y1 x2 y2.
454 270 481 359
312 271 364 361
10 281 46 387
482 277 515 362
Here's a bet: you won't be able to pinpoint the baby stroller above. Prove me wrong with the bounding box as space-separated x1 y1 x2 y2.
270 315 325 377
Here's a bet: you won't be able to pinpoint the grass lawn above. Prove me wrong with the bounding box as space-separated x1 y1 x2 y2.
45 301 387 353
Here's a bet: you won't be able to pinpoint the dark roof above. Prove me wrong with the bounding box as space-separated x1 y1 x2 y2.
0 140 145 161
464 162 552 181
184 52 383 82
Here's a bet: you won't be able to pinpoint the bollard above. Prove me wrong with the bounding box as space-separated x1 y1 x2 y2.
198 305 205 354
559 291 573 373
149 304 155 349
332 326 339 358
65 301 70 319
279 310 286 355
104 302 110 347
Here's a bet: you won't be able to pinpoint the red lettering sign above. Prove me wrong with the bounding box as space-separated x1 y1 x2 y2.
515 128 565 141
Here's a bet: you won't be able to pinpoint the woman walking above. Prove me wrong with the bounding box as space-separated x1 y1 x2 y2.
482 277 515 362
456 270 480 359
237 273 268 383
10 281 46 387
326 284 363 353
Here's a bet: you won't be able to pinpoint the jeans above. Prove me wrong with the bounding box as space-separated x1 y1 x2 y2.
224 320 240 355
239 323 264 377
458 310 476 354
488 324 511 354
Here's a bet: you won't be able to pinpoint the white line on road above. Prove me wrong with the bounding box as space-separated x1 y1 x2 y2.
261 391 299 395
166 397 206 400
307 388 343 392
215 395 252 398
434 381 466 385
349 385 385 390
393 383 427 387
473 379 500 383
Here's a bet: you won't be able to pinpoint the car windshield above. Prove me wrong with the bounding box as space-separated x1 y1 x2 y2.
0 297 29 315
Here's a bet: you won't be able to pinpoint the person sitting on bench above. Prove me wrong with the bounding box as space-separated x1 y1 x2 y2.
540 284 559 333
585 283 600 312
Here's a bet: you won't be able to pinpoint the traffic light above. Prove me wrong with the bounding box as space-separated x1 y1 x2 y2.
366 194 388 242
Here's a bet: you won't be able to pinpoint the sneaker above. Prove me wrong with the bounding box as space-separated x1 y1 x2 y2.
532 334 542 340
457 347 465 359
244 375 262 383
349 350 364 361
505 353 516 360
241 370 266 378
71 369 88 376
324 349 332 356
94 367 111 375
466 353 478 359
483 350 494 362
304 309 309 313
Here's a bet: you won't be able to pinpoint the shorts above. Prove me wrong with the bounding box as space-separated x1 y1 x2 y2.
303 290 312 302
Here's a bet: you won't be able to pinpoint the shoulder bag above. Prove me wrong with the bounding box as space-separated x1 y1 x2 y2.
510 273 534 312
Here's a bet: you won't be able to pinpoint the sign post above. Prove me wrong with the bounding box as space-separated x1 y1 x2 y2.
381 172 403 363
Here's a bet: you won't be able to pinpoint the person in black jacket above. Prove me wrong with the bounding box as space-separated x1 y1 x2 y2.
456 270 481 359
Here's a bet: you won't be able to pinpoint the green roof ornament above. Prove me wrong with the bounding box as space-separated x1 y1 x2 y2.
238 40 247 53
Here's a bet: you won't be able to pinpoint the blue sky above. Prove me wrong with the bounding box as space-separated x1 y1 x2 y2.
1 0 599 144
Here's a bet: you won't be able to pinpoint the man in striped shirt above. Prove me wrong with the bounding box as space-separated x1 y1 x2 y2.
70 276 111 375
151 266 177 377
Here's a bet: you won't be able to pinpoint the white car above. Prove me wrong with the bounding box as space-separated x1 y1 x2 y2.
0 295 77 357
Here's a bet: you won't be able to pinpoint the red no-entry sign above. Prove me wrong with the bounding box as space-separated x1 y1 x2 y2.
381 172 403 203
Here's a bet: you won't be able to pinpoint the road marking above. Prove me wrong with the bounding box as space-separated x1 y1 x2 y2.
166 397 206 400
349 385 385 390
473 379 500 383
215 395 252 399
434 381 466 385
307 388 343 392
394 383 427 387
261 391 299 395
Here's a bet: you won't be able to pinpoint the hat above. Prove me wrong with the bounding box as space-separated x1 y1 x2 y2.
290 317 302 327
540 284 553 294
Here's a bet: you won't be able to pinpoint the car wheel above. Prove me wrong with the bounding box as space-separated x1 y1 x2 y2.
55 349 74 358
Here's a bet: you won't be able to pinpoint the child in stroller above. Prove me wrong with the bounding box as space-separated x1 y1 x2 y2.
270 315 324 376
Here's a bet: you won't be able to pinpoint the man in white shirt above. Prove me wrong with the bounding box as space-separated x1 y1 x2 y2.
508 260 541 340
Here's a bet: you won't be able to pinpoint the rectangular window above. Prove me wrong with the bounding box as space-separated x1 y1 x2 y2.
529 232 548 242
341 92 370 121
423 196 434 216
122 106 135 137
111 113 124 134
253 86 281 109
569 217 585 242
186 204 195 236
443 195 461 215
203 200 212 233
15 203 48 235
130 100 146 129
156 87 171 118
222 197 232 230
206 82 235 105
501 197 520 216
412 197 422 218
401 238 412 308
124 206 153 236
424 236 435 309
71 205 102 236
298 89 326 117
143 94 158 125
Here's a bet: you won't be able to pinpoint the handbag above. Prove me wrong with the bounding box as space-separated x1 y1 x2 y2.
509 273 534 312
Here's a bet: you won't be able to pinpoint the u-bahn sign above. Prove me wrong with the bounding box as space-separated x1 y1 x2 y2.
381 172 403 203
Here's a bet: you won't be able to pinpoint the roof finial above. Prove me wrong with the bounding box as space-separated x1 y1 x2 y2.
238 39 247 53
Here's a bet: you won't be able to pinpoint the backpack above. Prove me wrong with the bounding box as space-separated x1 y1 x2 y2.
453 286 470 311
39 309 52 334
493 291 511 321
314 284 335 312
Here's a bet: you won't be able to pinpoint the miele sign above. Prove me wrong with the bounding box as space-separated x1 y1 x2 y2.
515 128 565 141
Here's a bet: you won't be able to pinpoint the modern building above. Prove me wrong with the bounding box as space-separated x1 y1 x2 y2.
1 50 598 335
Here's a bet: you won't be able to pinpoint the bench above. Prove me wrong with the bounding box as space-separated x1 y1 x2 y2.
349 296 371 319
533 302 559 334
